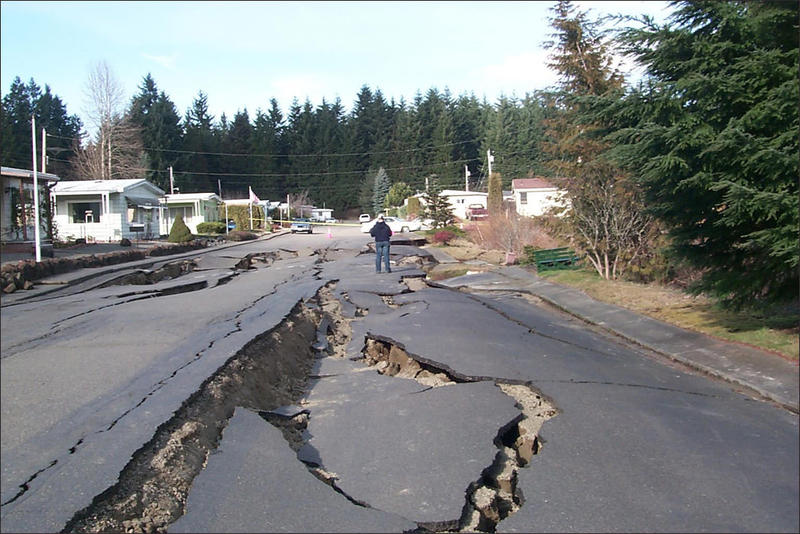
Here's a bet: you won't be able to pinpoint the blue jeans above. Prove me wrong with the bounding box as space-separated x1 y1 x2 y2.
375 241 391 272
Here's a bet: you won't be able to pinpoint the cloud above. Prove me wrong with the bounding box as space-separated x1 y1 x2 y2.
142 53 178 70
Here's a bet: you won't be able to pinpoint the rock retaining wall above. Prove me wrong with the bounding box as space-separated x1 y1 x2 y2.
1 241 209 294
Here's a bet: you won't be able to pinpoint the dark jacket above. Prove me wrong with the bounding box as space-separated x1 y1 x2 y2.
370 220 393 242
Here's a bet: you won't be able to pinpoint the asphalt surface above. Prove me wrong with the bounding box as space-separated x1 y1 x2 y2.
1 230 797 532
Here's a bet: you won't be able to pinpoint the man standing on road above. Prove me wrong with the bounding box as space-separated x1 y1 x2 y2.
370 215 393 273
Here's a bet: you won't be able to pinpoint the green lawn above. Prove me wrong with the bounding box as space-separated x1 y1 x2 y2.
538 267 799 360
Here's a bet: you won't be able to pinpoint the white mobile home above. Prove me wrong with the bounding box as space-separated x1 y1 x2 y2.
161 193 223 234
439 190 489 220
511 178 569 217
51 179 165 242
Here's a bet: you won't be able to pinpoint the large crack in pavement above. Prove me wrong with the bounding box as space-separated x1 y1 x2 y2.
53 259 557 533
309 281 559 532
358 337 558 532
61 301 321 533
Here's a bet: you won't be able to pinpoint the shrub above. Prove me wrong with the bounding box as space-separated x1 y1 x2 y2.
120 238 132 247
197 221 226 234
226 230 257 242
433 230 456 244
425 225 465 240
465 212 560 255
167 215 193 243
407 196 421 218
219 205 264 231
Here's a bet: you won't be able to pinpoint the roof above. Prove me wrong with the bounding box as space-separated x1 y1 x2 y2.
164 192 222 203
2 166 61 183
52 179 165 196
511 178 557 190
440 190 488 197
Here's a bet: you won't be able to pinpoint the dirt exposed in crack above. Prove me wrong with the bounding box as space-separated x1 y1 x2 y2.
62 302 321 534
96 260 198 287
317 279 558 532
358 335 558 533
363 338 456 388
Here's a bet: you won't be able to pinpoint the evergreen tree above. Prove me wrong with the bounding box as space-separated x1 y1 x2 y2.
605 0 799 306
181 91 217 193
128 74 183 190
487 172 504 215
385 181 413 209
542 0 650 280
371 167 390 216
422 177 453 228
167 214 193 242
1 77 82 178
228 109 254 182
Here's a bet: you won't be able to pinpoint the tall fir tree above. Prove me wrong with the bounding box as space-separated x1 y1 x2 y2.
604 0 799 306
128 74 183 191
371 167 390 216
543 0 651 280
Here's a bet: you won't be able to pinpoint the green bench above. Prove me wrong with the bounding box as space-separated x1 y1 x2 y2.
530 246 581 271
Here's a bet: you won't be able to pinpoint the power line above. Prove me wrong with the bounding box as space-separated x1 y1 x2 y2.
44 122 544 160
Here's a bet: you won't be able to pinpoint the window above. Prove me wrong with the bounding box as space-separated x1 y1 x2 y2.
519 192 528 205
70 202 101 223
169 206 191 224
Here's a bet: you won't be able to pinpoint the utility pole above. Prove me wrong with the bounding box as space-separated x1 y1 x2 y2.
41 129 47 173
465 165 471 192
169 166 174 195
217 179 222 198
31 116 41 262
487 149 494 178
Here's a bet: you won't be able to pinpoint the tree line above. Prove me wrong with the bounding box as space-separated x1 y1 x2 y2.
1 0 796 308
1 71 550 212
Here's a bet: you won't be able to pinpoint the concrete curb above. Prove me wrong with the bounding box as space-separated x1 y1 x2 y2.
426 251 798 412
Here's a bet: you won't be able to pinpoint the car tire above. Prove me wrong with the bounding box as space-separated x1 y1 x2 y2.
401 226 409 233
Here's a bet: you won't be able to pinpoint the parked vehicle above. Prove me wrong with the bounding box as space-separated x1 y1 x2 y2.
360 216 422 234
290 218 313 234
466 203 489 221
359 214 372 223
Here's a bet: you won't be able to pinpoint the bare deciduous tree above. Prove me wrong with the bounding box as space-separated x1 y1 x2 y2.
74 61 143 180
555 161 652 279
288 189 312 218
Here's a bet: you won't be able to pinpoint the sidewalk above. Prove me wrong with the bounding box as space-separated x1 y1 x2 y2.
426 247 799 412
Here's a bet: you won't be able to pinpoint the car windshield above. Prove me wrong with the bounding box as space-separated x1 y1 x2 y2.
295 218 309 222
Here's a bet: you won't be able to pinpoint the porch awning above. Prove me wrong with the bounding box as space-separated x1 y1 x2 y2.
126 196 160 209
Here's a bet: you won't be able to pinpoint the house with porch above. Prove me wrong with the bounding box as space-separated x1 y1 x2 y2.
511 178 569 217
1 166 61 255
161 193 223 235
50 179 165 242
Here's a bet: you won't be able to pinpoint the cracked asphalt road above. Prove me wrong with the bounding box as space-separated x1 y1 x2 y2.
1 228 797 533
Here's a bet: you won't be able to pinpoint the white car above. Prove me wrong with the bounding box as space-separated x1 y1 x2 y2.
358 214 372 223
360 216 422 234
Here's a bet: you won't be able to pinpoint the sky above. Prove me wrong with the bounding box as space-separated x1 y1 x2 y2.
1 1 672 134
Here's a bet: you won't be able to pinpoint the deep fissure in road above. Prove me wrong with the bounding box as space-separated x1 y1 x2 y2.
62 301 321 534
359 337 558 532
315 281 558 532
62 275 557 533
